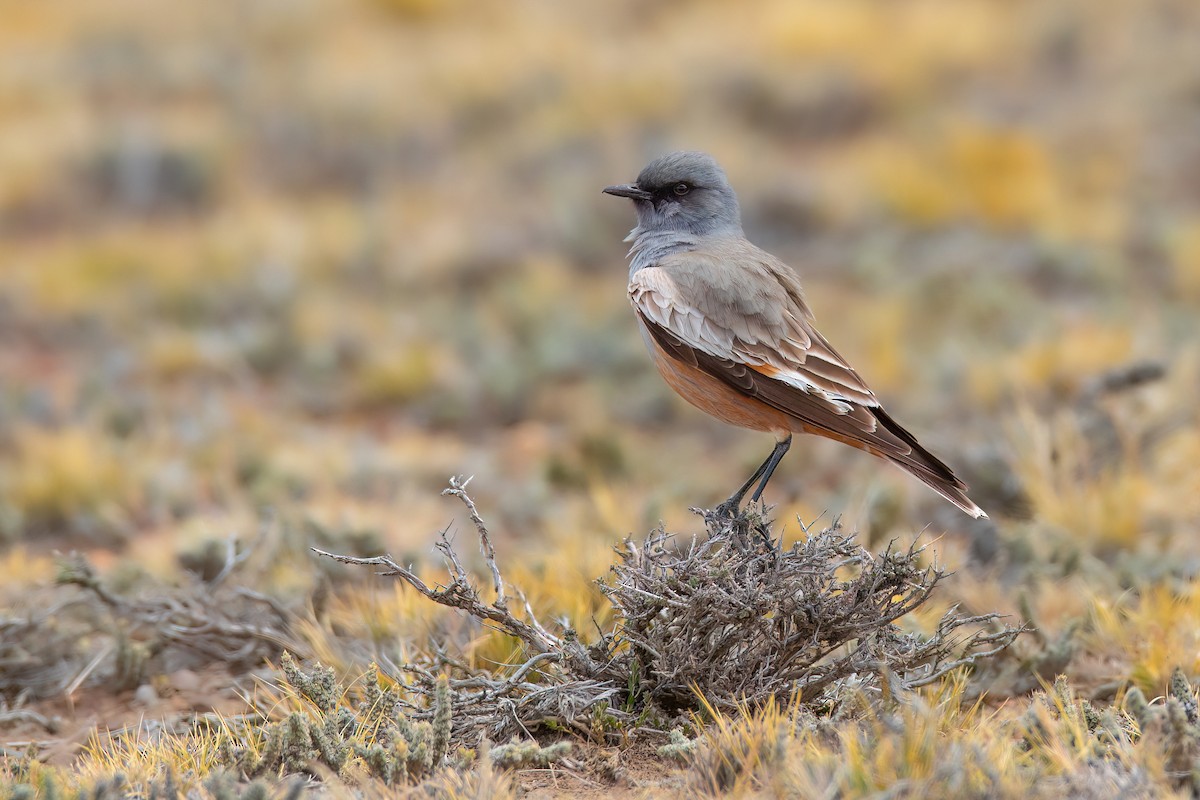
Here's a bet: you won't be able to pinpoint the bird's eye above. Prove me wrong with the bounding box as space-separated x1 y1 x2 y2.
673 183 691 196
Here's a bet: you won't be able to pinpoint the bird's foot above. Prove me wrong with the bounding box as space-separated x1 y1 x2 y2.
707 497 770 550
713 497 743 521
705 496 780 552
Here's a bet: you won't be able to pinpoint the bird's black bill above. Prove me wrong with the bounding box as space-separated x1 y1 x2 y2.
603 183 652 200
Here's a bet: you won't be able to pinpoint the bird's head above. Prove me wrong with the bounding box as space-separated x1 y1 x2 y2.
604 151 742 237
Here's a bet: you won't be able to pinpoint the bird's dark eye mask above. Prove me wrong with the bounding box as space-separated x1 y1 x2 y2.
654 182 696 202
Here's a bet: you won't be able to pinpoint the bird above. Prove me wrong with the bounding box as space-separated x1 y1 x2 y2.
603 151 986 519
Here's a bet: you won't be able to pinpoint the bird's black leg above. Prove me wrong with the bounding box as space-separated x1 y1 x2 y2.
715 435 793 518
750 435 791 503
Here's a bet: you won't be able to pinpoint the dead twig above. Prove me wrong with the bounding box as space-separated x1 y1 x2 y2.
310 536 559 657
443 474 507 608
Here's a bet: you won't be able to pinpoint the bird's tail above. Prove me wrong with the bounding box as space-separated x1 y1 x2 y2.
870 407 988 519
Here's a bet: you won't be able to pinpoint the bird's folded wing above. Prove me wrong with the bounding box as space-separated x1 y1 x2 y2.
629 261 946 471
629 260 874 399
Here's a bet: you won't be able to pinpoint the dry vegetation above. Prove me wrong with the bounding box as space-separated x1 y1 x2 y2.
3 0 1200 796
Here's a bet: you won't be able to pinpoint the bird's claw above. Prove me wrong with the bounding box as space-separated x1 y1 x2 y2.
714 498 742 521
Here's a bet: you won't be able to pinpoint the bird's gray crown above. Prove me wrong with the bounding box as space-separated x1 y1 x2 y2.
605 151 743 239
635 151 729 196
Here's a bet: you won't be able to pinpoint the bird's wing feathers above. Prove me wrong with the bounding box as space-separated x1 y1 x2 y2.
629 248 969 494
629 247 878 419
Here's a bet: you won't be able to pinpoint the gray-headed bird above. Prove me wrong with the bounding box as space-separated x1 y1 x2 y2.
604 151 985 519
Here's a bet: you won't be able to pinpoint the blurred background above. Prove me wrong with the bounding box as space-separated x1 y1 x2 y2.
2 0 1199 572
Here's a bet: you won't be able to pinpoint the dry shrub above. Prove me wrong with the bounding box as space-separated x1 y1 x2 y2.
0 540 297 703
596 507 1020 712
317 478 1023 738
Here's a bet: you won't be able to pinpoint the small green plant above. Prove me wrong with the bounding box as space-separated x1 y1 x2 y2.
1018 675 1130 760
223 653 454 784
488 739 571 769
1125 667 1200 788
657 728 698 761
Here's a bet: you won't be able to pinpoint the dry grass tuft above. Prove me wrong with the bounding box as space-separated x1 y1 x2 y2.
683 695 796 795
